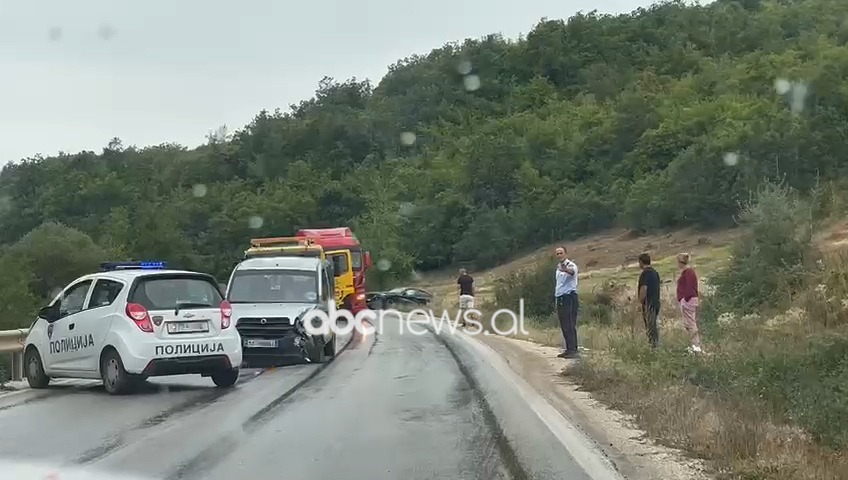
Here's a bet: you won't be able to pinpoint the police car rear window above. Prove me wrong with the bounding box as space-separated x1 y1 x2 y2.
130 275 222 311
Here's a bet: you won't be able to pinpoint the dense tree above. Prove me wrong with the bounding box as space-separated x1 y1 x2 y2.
1 0 847 317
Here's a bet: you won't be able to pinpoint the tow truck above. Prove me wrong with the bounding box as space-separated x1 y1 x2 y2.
241 237 345 309
244 237 326 261
294 228 372 314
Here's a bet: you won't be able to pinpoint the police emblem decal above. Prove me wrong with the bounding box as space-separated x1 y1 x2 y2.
47 323 53 339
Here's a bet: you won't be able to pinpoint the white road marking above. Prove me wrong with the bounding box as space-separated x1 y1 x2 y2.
456 330 625 480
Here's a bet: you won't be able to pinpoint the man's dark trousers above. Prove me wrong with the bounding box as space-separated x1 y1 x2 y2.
556 292 579 353
642 305 659 348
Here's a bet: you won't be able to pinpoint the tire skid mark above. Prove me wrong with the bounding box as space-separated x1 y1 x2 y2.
424 323 531 480
0 391 71 412
74 389 231 465
0 383 99 412
74 371 264 466
162 331 360 480
367 327 379 357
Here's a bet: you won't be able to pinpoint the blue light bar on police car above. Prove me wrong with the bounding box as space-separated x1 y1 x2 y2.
100 261 168 271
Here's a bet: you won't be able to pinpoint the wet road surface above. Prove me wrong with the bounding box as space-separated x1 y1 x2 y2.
0 315 621 480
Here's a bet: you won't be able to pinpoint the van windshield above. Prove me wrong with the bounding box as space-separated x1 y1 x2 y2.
228 269 318 304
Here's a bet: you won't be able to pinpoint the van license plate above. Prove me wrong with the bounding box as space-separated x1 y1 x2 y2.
167 321 209 334
245 339 278 348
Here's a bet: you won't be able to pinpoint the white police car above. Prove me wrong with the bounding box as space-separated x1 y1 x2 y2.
22 261 243 395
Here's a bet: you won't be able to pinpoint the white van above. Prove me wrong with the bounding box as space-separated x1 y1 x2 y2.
225 256 338 366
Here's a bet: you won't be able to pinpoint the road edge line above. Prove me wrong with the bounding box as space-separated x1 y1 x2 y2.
455 329 626 480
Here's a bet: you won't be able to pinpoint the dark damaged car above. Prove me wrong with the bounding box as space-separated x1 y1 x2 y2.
365 287 434 310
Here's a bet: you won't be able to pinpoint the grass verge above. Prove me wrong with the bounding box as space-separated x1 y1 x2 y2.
488 244 848 480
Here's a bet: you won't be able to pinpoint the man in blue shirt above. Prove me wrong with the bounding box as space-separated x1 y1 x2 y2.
554 246 579 358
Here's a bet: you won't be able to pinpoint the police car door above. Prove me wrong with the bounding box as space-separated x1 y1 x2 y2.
75 278 125 372
45 279 94 373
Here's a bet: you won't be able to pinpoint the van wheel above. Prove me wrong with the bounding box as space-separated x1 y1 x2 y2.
307 337 326 363
211 368 239 388
323 334 337 357
100 349 134 395
25 347 50 389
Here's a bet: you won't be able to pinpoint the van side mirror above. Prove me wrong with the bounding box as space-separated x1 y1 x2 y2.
364 251 372 268
39 304 59 322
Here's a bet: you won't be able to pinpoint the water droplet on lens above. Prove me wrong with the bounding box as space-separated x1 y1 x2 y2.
723 152 739 166
774 78 791 95
399 132 416 146
48 27 62 41
790 82 808 114
463 74 481 92
248 216 264 229
398 202 416 217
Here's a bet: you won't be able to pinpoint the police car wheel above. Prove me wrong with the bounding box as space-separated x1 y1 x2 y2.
100 349 133 395
211 368 238 388
24 347 49 389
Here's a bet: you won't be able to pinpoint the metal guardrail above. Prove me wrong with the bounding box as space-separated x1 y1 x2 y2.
0 329 29 382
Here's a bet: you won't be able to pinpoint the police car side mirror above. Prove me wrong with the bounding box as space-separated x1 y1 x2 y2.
39 305 59 322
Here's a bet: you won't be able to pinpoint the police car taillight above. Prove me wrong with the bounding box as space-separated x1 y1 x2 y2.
126 303 153 333
220 300 232 329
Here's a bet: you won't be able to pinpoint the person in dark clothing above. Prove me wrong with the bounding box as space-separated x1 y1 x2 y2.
457 268 475 326
637 253 661 348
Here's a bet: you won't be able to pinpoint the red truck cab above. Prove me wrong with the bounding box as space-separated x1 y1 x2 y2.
294 227 372 314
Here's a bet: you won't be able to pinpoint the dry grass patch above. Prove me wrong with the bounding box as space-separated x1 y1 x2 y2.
567 324 848 480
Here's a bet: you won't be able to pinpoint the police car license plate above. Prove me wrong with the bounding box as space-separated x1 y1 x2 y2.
245 339 278 348
167 321 209 334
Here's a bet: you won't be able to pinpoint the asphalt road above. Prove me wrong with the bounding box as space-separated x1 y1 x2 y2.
0 314 622 480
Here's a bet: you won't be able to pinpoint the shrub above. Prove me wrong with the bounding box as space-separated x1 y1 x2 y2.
710 181 817 315
799 248 848 328
581 280 627 326
493 260 553 318
493 259 627 326
0 222 109 329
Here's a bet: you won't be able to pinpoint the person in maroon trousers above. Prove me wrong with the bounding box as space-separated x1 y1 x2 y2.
676 253 702 353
